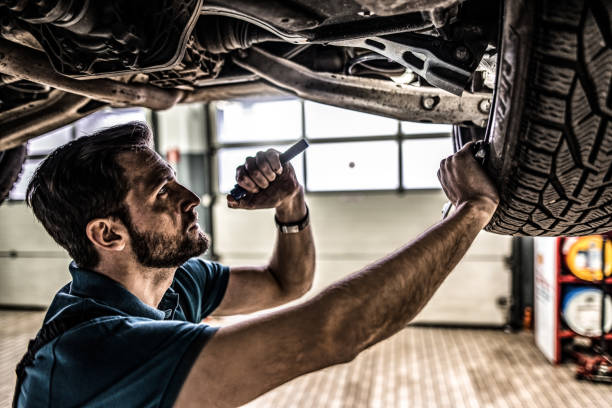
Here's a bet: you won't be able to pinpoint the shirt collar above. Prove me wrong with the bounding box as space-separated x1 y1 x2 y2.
68 261 179 321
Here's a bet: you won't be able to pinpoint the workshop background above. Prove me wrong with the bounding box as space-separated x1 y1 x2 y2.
1 100 611 407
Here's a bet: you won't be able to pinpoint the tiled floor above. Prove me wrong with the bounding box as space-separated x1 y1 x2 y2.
0 310 46 408
1 310 611 407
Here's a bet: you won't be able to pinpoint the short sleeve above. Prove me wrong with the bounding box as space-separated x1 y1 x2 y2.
47 317 218 408
173 258 230 322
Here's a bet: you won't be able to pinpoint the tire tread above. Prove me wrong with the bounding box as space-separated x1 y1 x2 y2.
488 0 612 236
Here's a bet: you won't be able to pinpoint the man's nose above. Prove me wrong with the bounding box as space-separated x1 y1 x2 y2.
180 185 200 212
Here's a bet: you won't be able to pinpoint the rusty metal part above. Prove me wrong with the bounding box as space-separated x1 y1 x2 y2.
355 0 463 16
0 91 104 151
196 16 280 54
201 0 323 36
200 6 429 45
3 0 204 79
0 73 23 86
0 87 62 124
303 13 431 43
182 80 287 103
331 33 484 96
232 47 490 124
0 39 183 110
0 25 44 51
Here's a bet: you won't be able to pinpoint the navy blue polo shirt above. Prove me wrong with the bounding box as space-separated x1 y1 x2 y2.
16 258 229 408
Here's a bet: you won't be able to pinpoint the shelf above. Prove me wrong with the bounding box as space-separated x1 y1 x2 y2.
559 330 612 339
559 275 612 284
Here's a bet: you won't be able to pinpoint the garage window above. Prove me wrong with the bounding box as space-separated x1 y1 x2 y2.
213 98 452 193
216 99 302 143
306 141 399 191
402 138 453 189
304 102 398 138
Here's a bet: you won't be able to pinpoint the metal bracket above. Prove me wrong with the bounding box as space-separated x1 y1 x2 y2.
232 47 491 124
0 91 102 151
331 33 486 96
0 39 183 110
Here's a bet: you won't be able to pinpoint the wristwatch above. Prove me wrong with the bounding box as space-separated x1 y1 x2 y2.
275 206 310 234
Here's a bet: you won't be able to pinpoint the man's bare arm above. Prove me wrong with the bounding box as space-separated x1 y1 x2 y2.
177 143 498 407
215 188 315 315
214 150 315 315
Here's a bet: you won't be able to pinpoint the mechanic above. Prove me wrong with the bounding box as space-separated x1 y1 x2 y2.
15 121 498 407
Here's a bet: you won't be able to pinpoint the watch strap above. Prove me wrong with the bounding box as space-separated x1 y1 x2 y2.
275 206 310 234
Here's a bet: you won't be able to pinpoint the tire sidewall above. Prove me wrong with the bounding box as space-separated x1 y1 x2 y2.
487 0 536 191
0 144 28 205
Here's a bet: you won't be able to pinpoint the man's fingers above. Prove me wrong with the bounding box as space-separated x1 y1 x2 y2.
256 151 277 182
455 142 481 170
457 141 474 155
264 149 282 175
442 156 454 182
245 156 270 189
439 158 447 176
235 165 259 193
443 155 452 171
227 194 255 210
437 141 500 213
439 158 449 186
227 194 239 208
232 149 300 210
235 149 281 195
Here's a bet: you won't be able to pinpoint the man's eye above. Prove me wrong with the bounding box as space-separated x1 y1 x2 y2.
157 186 168 197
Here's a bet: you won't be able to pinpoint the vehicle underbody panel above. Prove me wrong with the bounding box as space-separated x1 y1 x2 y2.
0 0 498 149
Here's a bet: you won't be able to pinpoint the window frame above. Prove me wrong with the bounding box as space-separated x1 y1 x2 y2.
211 98 453 195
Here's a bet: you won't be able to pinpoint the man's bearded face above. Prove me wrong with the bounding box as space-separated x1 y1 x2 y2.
123 210 209 268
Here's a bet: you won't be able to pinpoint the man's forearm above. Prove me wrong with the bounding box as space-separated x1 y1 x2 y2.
316 200 494 360
269 188 315 297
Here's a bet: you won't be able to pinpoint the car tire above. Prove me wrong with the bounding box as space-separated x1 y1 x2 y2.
484 0 612 236
0 145 27 205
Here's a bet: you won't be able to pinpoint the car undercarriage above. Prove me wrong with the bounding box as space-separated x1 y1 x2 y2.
0 0 498 151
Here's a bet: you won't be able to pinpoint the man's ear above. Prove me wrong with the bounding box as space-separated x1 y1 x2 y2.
85 218 127 252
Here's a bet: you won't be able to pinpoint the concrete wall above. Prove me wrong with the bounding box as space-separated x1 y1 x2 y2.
0 203 71 306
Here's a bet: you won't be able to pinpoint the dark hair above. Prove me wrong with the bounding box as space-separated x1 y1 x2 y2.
26 121 153 269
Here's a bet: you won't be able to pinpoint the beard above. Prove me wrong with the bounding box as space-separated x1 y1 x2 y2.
123 213 209 269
